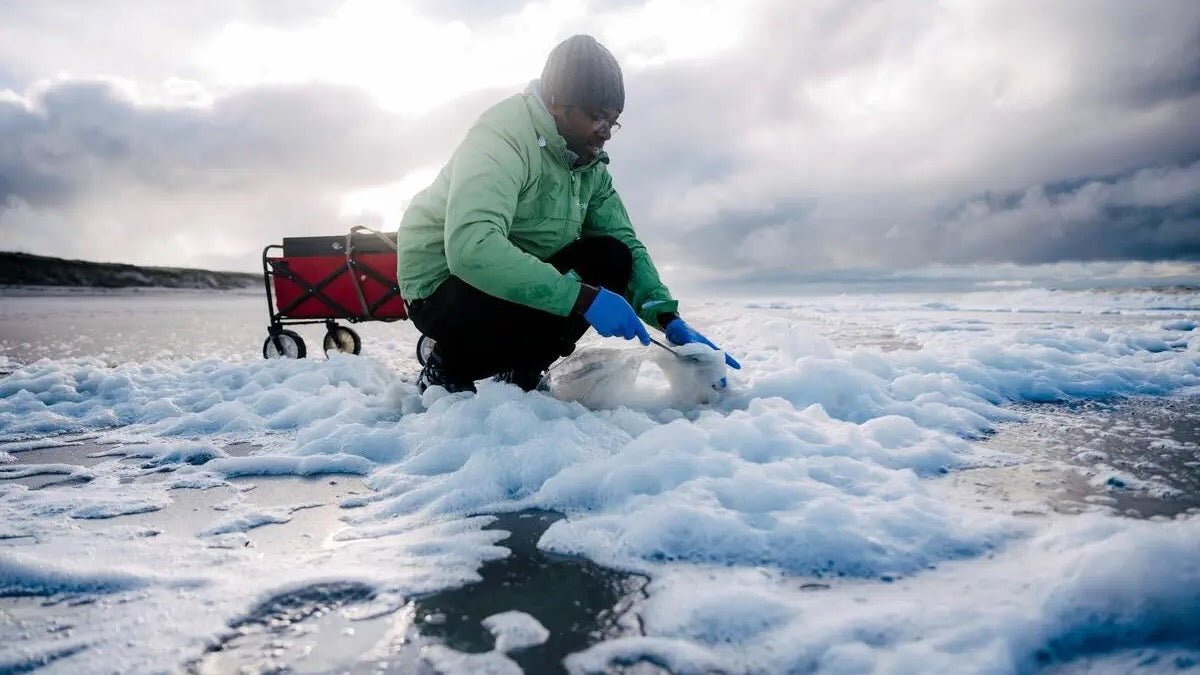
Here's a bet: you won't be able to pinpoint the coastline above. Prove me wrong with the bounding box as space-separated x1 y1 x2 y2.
0 285 261 297
0 251 259 291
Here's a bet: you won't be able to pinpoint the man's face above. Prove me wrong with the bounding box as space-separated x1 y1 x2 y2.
550 105 621 164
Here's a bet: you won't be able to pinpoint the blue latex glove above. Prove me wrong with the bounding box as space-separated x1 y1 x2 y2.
665 318 741 369
584 288 651 345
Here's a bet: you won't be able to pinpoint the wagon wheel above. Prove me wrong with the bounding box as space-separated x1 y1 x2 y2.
263 329 307 359
323 325 362 356
416 334 435 366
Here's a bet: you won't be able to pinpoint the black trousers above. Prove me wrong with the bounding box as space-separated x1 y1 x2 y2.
407 236 634 382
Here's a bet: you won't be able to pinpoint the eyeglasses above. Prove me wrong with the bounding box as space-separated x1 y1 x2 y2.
572 106 622 134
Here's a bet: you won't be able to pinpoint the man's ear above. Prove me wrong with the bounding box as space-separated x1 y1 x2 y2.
547 103 569 118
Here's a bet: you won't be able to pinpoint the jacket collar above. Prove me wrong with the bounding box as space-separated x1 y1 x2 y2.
524 79 610 170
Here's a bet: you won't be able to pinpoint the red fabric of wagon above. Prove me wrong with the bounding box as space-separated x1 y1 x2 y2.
269 252 408 320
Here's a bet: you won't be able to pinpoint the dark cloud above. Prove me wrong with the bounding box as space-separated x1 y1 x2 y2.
1053 1 1200 109
2 80 398 201
2 0 1199 277
931 162 1200 264
0 77 501 268
599 0 1200 276
661 160 1200 276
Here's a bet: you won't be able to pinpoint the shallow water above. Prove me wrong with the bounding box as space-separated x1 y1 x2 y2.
409 511 648 674
0 288 420 369
940 396 1200 519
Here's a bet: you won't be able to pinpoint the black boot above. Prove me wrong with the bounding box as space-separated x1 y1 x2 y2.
417 346 477 394
495 368 550 393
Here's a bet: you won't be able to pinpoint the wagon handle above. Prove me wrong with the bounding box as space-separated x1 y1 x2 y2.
349 225 396 251
344 226 398 320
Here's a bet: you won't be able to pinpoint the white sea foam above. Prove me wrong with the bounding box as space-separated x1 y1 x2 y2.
421 645 522 674
568 514 1200 673
483 610 551 653
199 504 319 537
0 552 151 596
0 438 84 453
1 290 1198 672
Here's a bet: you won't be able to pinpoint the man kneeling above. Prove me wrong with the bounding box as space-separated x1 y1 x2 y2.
396 34 739 393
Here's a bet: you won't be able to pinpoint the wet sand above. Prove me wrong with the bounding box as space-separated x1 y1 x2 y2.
1 440 652 674
936 395 1200 519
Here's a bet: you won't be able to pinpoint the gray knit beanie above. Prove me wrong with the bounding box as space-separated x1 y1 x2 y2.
540 34 625 111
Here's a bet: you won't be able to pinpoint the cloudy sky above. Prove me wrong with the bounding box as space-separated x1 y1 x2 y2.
1 0 1198 285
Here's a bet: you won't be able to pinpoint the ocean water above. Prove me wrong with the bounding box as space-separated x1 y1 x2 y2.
0 285 1198 674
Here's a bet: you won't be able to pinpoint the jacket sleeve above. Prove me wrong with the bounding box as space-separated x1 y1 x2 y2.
443 123 583 316
582 169 679 327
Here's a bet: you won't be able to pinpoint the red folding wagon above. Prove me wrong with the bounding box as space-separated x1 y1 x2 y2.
261 226 432 362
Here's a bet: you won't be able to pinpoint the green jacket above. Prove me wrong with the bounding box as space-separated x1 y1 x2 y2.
396 81 678 326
